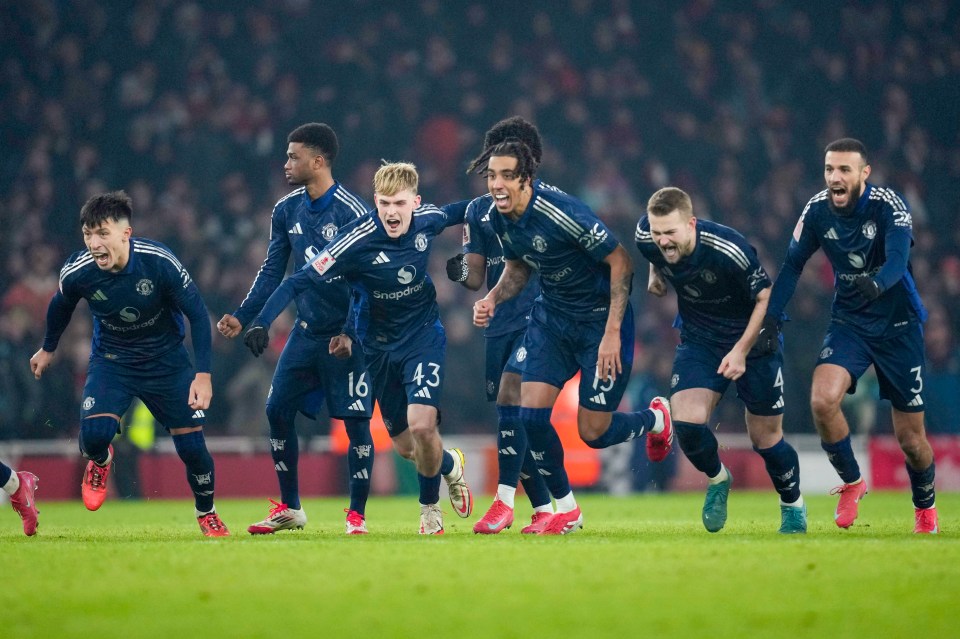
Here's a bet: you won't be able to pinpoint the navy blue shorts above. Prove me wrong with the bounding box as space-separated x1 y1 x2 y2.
670 340 785 416
366 319 446 435
80 347 205 430
267 325 373 419
520 303 635 412
484 328 526 402
817 321 926 412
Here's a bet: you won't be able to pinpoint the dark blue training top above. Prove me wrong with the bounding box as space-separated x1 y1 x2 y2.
488 182 623 321
44 237 212 372
767 183 926 338
636 217 771 348
463 191 540 338
255 201 467 351
233 183 368 339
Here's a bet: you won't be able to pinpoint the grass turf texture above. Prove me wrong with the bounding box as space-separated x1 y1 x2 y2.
1 492 957 639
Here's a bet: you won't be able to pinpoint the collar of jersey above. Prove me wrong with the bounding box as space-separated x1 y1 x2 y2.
305 182 338 213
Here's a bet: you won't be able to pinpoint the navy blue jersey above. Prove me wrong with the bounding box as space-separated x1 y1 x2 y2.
489 183 622 321
256 202 466 350
463 193 539 338
768 184 927 338
45 238 212 372
636 217 771 347
234 183 368 337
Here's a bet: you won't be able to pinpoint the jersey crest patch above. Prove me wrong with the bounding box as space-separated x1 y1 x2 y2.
136 279 154 296
415 233 428 252
532 235 548 253
322 223 338 240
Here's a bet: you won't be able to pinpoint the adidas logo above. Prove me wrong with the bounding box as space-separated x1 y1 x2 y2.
192 409 205 419
275 461 288 471
91 290 108 301
353 468 369 479
772 396 784 410
499 446 518 455
348 399 365 412
907 395 924 407
824 228 839 240
373 251 390 264
590 393 607 406
413 387 432 399
288 223 303 235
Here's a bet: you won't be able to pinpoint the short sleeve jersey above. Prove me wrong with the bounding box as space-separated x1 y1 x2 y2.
463 193 539 337
636 217 771 347
488 184 622 321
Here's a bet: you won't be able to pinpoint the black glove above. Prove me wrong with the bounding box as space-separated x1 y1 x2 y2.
853 275 881 301
755 315 780 356
243 324 270 357
445 253 469 283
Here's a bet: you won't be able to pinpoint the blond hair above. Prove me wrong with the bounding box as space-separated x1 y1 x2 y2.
647 186 693 218
373 161 419 196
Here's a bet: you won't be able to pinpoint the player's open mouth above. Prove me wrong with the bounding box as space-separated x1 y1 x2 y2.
661 246 678 259
91 252 110 266
831 187 846 201
385 219 400 231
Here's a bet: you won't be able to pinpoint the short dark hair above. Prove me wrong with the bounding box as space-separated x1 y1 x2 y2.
824 137 868 163
647 187 693 218
467 140 538 187
288 122 339 164
80 191 133 228
483 116 543 163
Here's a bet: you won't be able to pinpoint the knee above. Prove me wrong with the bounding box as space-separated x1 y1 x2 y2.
79 416 120 458
265 403 294 434
810 388 842 419
578 416 609 444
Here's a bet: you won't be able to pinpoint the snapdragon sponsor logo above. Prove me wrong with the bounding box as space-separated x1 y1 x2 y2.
101 310 163 332
837 266 881 282
543 267 572 282
373 280 425 300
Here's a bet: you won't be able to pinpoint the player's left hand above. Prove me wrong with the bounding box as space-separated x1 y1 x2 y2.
243 325 270 357
189 373 213 410
217 314 242 338
853 275 882 301
329 334 353 359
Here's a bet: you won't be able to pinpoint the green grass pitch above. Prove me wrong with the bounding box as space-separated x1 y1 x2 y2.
1 491 957 639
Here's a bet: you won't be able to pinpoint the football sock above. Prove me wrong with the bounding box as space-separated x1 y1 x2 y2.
534 503 554 514
344 419 374 515
172 430 216 513
520 406 572 500
583 411 652 448
439 449 454 476
519 459 553 509
708 465 730 484
755 438 802 504
1 464 16 494
496 484 517 508
266 404 300 509
555 491 578 513
905 461 936 509
820 435 861 484
79 415 119 464
418 471 442 506
496 405 524 487
781 495 804 508
674 421 722 477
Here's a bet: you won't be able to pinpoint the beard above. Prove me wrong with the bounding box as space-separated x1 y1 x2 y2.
827 182 863 216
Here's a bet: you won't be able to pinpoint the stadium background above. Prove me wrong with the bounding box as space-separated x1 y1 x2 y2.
1 1 958 497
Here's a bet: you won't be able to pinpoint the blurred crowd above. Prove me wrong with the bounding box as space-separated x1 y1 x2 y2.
2 0 958 441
